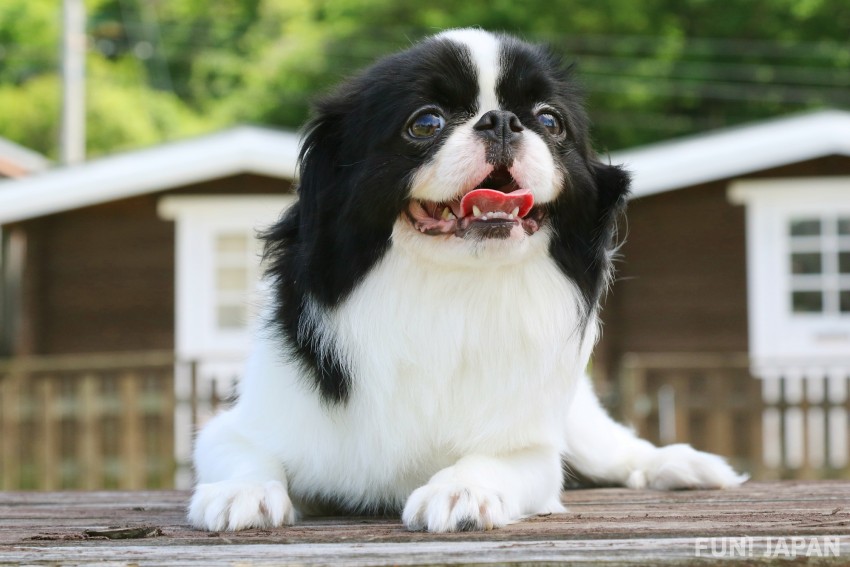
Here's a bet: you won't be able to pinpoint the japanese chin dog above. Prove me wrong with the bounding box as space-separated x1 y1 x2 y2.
189 28 746 533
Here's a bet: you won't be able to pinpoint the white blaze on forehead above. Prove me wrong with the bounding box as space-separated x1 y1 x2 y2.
409 29 562 206
436 28 501 113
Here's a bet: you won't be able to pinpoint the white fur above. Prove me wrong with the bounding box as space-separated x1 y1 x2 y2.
191 219 746 532
190 29 746 534
438 28 501 114
193 223 591 530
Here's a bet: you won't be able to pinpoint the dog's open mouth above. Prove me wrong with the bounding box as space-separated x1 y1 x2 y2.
406 167 546 239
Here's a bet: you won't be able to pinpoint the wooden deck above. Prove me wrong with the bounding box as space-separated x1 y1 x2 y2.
1 482 848 565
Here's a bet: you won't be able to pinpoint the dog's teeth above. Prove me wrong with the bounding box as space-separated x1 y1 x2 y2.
472 205 482 217
508 214 514 220
511 207 519 217
441 207 456 221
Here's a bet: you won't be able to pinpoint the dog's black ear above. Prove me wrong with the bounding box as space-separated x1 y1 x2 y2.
591 161 631 229
263 87 401 311
260 106 366 406
546 159 631 312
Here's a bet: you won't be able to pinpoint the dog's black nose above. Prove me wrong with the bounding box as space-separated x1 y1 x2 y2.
473 110 523 166
473 110 524 140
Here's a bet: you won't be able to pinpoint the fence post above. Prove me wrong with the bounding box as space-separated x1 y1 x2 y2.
38 376 60 490
619 355 649 437
120 371 144 489
78 374 101 490
1 370 22 490
160 368 176 486
706 370 733 458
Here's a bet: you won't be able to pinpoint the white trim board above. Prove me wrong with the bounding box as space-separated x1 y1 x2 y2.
0 126 299 224
612 110 850 199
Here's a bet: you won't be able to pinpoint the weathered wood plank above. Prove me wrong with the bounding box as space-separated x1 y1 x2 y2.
0 482 848 565
3 538 848 567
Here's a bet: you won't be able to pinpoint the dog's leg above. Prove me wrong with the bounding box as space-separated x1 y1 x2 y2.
188 409 297 531
402 446 564 532
563 374 748 489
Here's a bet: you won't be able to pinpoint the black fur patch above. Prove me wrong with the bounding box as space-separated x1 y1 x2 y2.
262 38 481 404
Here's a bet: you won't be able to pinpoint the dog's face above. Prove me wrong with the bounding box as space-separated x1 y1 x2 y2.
266 28 628 309
397 29 581 265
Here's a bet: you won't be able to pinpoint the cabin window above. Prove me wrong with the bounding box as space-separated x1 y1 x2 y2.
729 177 850 370
788 216 850 316
157 195 295 360
214 232 259 330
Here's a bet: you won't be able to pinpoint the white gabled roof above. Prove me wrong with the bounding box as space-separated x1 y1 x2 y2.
0 136 51 176
2 111 848 223
0 126 300 224
610 109 850 198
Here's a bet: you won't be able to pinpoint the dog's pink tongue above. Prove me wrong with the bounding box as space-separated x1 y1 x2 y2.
460 188 534 218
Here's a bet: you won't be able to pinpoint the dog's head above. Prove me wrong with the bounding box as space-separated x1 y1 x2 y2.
266 29 629 309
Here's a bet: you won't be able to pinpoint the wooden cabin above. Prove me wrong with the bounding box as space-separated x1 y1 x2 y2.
599 109 850 479
0 127 298 489
1 111 849 490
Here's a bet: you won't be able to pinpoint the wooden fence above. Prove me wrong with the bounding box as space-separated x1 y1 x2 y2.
0 351 176 490
4 349 849 490
617 352 850 480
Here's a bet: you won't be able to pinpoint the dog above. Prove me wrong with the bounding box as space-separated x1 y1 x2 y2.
189 28 746 533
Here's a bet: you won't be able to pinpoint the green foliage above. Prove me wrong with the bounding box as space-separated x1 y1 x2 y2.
85 58 215 157
0 75 60 155
0 0 849 157
0 57 213 159
0 1 59 84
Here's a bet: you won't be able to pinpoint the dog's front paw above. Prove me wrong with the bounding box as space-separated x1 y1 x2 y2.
627 444 749 490
188 480 296 531
402 483 514 532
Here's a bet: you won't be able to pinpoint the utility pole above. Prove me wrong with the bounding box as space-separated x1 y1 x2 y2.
60 0 86 165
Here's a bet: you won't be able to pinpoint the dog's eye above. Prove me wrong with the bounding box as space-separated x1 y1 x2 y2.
536 112 564 137
408 113 445 139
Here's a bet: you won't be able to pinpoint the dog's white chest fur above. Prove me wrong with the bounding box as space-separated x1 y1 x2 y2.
228 236 593 511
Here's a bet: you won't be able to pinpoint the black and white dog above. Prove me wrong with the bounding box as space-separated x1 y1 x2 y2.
189 29 746 533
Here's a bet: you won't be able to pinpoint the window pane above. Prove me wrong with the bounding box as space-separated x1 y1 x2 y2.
217 234 248 254
217 304 246 329
841 290 850 313
217 267 248 291
792 291 823 313
839 217 850 236
791 252 822 274
790 219 821 236
839 252 850 274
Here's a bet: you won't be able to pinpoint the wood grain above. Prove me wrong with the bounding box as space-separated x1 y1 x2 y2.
1 482 848 565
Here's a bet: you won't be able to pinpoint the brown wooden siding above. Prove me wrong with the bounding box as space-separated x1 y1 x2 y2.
597 155 850 377
601 180 749 355
16 174 293 356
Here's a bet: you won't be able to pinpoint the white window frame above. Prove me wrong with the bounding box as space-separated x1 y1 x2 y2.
729 177 850 370
158 195 295 361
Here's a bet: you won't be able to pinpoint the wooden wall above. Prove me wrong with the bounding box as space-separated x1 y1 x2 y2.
596 155 850 380
9 158 849 363
14 174 292 357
